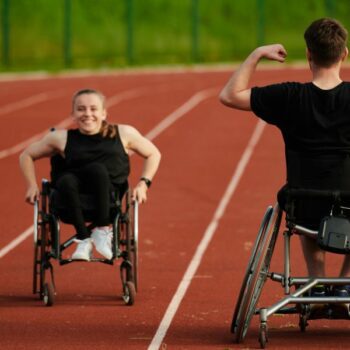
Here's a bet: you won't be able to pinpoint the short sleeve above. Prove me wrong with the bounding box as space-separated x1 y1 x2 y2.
251 83 290 126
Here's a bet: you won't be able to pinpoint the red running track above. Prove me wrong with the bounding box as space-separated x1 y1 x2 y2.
1 67 350 350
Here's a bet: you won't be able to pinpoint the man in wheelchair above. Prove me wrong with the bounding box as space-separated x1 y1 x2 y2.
19 88 161 261
220 18 350 297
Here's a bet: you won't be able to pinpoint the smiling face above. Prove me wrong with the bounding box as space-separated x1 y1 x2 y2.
71 92 107 135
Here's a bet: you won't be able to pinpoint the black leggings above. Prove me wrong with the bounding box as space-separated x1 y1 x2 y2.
55 163 111 240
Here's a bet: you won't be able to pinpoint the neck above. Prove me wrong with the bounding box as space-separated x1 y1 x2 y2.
311 62 342 89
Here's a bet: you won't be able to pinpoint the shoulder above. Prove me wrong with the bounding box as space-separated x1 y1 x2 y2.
251 82 303 104
339 81 350 90
252 82 302 94
46 128 67 141
43 129 67 151
118 124 142 139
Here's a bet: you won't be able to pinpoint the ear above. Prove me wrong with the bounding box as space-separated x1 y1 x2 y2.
342 47 349 61
102 108 107 120
306 48 312 62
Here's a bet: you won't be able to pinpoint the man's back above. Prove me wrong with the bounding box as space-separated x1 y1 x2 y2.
251 81 350 190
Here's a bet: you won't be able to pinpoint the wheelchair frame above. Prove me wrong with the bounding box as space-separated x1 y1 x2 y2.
232 189 350 348
33 179 139 307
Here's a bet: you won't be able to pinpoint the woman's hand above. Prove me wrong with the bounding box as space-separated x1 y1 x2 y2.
132 181 148 203
25 184 40 204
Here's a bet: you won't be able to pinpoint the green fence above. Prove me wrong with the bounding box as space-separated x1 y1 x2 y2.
1 0 348 72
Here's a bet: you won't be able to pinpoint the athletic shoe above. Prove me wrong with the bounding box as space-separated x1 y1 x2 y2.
308 285 328 318
310 285 327 297
91 227 113 260
71 238 93 261
333 285 350 297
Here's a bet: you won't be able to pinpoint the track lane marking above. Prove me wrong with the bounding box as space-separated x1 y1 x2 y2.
0 226 34 258
0 87 218 258
147 119 266 350
0 90 65 116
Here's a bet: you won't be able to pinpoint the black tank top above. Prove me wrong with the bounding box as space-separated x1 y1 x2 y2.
51 126 130 186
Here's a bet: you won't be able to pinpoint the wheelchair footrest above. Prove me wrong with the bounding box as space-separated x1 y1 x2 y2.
59 258 114 266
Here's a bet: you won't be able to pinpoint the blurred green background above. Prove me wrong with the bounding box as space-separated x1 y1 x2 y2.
1 0 349 72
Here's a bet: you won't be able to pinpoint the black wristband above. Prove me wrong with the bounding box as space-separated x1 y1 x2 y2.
140 177 152 188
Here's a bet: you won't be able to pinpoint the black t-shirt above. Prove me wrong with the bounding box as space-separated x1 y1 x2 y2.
251 81 350 189
251 81 350 226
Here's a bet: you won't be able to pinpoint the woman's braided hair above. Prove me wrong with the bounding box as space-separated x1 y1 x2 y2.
72 88 118 138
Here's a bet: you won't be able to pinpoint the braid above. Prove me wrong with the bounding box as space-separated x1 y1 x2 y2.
100 120 118 138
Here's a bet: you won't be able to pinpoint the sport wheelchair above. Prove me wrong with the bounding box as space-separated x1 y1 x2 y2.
232 188 350 348
33 178 138 307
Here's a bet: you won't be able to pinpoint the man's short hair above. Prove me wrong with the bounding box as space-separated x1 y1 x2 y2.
304 18 348 67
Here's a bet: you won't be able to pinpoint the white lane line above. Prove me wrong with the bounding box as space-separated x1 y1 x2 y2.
0 226 34 258
0 87 218 258
0 90 65 116
145 87 217 140
0 87 148 160
147 119 266 350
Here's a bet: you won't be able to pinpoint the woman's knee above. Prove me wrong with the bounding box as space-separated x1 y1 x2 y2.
56 173 80 192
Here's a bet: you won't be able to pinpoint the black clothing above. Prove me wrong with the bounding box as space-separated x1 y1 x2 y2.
251 82 350 227
50 126 130 239
55 163 111 239
52 127 130 187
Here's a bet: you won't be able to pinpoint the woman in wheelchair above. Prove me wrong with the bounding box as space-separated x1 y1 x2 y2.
19 88 161 261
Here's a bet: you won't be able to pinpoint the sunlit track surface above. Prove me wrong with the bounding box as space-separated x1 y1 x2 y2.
1 68 350 350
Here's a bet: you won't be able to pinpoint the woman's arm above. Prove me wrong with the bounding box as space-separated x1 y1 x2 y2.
19 130 66 204
119 125 161 203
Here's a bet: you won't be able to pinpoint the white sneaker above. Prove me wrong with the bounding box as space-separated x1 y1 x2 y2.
91 227 113 260
71 238 93 261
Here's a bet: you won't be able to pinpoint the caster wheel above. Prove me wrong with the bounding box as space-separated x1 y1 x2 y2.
122 281 136 306
43 283 55 307
259 323 268 349
299 304 309 332
299 314 308 332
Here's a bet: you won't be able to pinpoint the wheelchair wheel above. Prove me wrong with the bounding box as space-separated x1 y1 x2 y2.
119 192 138 304
33 201 40 295
231 206 273 334
122 281 136 306
259 322 268 349
43 282 55 306
33 200 51 298
129 199 138 291
233 204 282 344
33 186 55 303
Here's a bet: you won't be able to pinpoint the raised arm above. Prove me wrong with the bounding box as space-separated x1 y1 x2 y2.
219 44 287 111
119 125 161 203
19 130 66 204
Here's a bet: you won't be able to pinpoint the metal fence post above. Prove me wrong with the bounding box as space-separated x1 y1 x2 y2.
2 0 9 67
126 0 133 64
325 0 335 17
191 0 199 62
257 0 265 46
63 0 72 67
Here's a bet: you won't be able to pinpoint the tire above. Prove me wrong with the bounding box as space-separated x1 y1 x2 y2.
39 217 51 300
127 199 138 291
259 323 268 349
233 204 282 343
231 206 273 334
122 281 136 306
43 282 55 306
33 201 40 295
